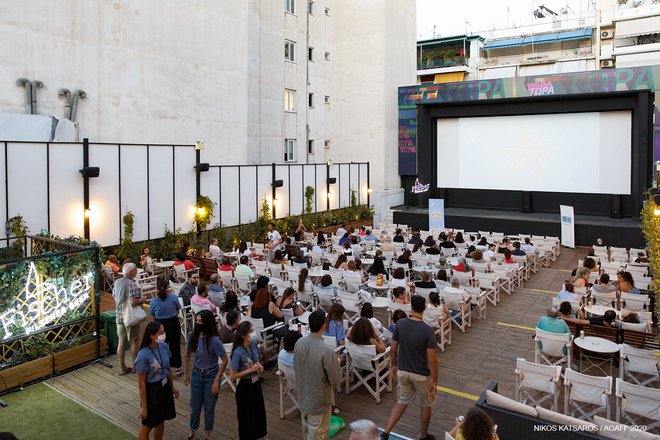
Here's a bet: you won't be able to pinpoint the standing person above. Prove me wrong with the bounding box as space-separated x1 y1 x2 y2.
149 277 183 375
229 321 267 440
382 295 438 440
113 263 145 375
294 217 306 242
183 310 229 440
267 221 282 252
135 321 179 440
294 310 342 440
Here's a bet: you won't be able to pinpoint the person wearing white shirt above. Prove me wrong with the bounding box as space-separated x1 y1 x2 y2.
267 222 282 251
336 226 348 237
208 238 222 258
482 244 496 262
443 276 473 304
520 237 539 255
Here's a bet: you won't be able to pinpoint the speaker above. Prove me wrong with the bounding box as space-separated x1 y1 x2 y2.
610 194 622 218
521 191 532 213
195 163 210 172
327 177 337 184
272 179 284 188
79 167 100 178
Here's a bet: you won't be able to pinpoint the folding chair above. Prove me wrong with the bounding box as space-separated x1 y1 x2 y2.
242 316 284 362
534 328 572 367
342 272 363 293
439 292 471 333
297 285 316 311
221 343 238 392
414 287 436 302
103 265 121 292
251 260 269 277
515 358 562 411
268 262 286 280
137 274 159 299
563 369 612 421
423 306 451 352
173 264 198 283
313 286 336 310
387 301 411 327
337 293 362 324
512 255 530 280
217 269 235 287
473 273 499 306
234 274 254 295
276 361 300 419
619 343 660 387
345 341 392 403
591 290 616 307
620 292 649 312
269 278 293 296
615 378 660 430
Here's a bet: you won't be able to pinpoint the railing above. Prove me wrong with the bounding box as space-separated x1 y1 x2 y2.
482 47 593 66
417 57 468 70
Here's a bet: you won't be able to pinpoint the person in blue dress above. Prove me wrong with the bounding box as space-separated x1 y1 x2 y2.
183 309 229 440
229 321 267 439
149 277 183 375
135 320 179 440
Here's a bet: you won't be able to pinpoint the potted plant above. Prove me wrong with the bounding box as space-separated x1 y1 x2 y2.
0 334 53 392
53 334 108 372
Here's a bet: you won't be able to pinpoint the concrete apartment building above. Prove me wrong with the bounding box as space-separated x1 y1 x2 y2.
416 0 660 84
0 0 416 194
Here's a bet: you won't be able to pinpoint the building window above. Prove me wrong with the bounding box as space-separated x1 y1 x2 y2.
308 140 314 154
308 0 314 15
308 47 314 61
285 139 296 162
324 139 330 149
284 89 296 112
308 93 314 107
285 40 296 62
285 0 295 15
324 95 330 104
324 51 330 61
325 7 330 16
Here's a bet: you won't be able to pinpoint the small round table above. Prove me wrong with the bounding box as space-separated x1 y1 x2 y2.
573 336 620 376
367 280 390 297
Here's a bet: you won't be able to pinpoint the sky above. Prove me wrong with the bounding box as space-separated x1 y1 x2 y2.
416 0 596 40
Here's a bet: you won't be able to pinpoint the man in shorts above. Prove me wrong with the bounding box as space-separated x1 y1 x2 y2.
382 295 438 440
113 262 145 375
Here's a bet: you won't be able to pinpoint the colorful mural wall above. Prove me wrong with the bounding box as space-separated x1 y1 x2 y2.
398 66 660 176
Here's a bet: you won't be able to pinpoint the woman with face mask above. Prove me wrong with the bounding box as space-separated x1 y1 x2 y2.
183 310 229 440
135 320 179 440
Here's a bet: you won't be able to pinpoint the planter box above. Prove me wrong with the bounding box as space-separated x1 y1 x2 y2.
0 355 53 392
53 337 108 373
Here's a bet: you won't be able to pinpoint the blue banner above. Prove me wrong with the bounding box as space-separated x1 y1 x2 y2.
429 199 445 230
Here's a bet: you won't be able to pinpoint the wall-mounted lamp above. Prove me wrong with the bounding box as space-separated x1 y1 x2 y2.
272 179 284 188
79 167 100 178
327 159 334 166
84 208 91 219
195 140 205 150
195 163 210 172
195 207 206 216
327 177 337 184
327 192 333 198
367 188 373 193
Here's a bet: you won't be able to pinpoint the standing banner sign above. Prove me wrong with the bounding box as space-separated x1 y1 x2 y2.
560 205 575 248
429 199 445 230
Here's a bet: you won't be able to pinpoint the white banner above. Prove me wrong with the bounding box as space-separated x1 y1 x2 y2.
560 205 575 248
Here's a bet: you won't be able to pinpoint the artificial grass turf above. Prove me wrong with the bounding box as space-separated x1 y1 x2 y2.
0 383 136 440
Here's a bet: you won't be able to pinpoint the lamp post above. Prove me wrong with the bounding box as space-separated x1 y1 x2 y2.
78 138 100 241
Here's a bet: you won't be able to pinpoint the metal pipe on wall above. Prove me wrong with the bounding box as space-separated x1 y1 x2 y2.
30 80 43 114
70 89 87 122
16 78 32 114
58 88 72 120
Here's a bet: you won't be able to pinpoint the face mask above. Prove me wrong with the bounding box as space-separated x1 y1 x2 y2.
156 334 166 343
194 323 203 333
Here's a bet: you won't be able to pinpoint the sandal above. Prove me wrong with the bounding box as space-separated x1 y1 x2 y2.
118 367 133 376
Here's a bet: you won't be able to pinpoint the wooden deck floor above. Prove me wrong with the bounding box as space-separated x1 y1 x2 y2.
48 248 585 439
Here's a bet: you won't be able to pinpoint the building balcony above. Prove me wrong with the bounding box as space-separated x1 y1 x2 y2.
482 46 594 67
417 56 468 70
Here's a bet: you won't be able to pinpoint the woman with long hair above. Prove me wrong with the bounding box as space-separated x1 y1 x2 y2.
239 240 251 257
298 268 312 293
617 271 640 294
449 407 500 440
503 249 514 265
359 302 383 333
323 303 346 345
334 253 348 270
183 310 229 440
275 287 304 316
348 318 385 353
149 277 183 375
572 267 590 288
368 250 389 279
397 249 413 269
136 321 179 440
220 290 240 314
230 321 267 439
140 246 153 274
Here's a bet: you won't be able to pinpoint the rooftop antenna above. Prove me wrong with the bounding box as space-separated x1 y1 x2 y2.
433 24 437 38
465 21 471 35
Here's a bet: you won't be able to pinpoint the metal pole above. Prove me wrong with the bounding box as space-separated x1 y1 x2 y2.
271 163 277 219
326 163 330 211
83 138 90 241
195 149 201 234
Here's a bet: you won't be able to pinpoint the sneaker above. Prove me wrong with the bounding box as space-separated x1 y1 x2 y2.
420 435 435 440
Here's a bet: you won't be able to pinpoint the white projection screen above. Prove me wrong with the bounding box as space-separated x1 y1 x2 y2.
436 111 632 195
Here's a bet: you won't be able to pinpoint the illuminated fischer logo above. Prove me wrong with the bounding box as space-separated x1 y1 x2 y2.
411 178 430 194
0 262 93 339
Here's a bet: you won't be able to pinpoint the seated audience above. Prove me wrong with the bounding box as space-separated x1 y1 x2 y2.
633 252 648 263
323 303 346 345
582 257 598 273
617 271 640 294
218 257 234 275
334 253 349 270
392 228 405 243
536 306 570 334
367 251 389 279
521 237 538 255
178 272 199 306
219 309 240 343
437 257 451 270
423 291 450 329
342 240 353 256
449 407 500 440
438 232 456 250
271 249 286 266
592 273 616 294
503 248 514 264
348 318 385 353
557 282 578 301
511 241 526 256
425 239 440 255
390 267 410 289
140 247 153 273
297 268 313 294
360 303 383 334
234 255 255 279
274 287 304 317
207 273 225 306
248 287 284 328
454 232 465 244
589 309 620 328
443 276 473 304
238 240 252 257
193 244 206 259
250 276 270 302
362 229 377 243
319 274 336 293
391 286 410 305
482 243 496 262
278 330 303 369
434 269 450 290
291 249 311 268
338 232 351 246
572 267 590 288
105 254 121 274
389 309 408 332
396 249 413 269
411 243 424 257
465 245 476 259
191 282 216 313
414 271 436 289
174 252 197 271
220 290 241 315
453 257 472 274
408 232 423 246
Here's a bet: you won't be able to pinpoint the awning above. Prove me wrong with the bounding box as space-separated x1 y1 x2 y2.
434 72 465 83
484 28 593 49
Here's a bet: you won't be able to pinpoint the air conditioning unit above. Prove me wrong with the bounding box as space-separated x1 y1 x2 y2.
600 59 614 68
601 30 613 39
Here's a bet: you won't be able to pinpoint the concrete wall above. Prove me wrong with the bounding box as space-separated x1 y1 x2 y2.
331 0 416 192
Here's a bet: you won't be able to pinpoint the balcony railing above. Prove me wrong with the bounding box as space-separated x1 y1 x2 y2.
482 47 593 66
417 56 468 70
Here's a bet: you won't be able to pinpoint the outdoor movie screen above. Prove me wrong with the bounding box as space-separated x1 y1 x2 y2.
435 111 632 195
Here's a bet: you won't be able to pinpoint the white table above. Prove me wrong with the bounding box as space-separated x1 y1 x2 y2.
367 280 390 297
154 260 175 268
574 336 620 376
370 297 390 308
584 305 629 320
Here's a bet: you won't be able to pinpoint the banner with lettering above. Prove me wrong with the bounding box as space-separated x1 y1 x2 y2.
560 205 575 249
